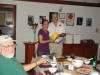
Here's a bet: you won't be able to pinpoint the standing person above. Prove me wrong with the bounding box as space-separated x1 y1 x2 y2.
48 13 66 55
0 35 47 75
37 20 54 56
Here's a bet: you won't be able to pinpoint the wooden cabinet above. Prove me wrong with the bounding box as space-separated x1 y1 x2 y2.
72 44 83 56
83 44 98 58
63 44 83 56
63 44 98 59
24 42 37 75
63 44 73 55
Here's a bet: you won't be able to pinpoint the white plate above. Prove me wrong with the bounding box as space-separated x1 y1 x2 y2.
76 68 92 74
55 73 72 75
41 55 47 58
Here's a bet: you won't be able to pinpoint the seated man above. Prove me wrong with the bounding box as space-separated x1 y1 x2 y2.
0 35 47 75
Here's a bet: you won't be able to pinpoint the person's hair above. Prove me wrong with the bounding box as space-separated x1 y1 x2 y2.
42 20 49 25
52 12 58 17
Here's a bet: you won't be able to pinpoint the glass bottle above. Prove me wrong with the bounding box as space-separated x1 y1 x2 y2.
92 56 97 69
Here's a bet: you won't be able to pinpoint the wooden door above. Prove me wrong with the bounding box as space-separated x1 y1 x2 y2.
24 42 36 75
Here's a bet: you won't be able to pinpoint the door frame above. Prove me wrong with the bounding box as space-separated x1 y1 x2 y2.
0 4 16 40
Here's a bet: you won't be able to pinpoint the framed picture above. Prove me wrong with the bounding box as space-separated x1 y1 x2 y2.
59 19 66 24
86 18 92 26
39 16 46 24
28 15 34 25
59 13 65 19
49 12 58 22
0 13 5 25
5 13 13 25
66 13 75 26
77 17 83 25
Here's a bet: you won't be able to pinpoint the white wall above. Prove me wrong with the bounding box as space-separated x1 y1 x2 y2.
0 1 100 62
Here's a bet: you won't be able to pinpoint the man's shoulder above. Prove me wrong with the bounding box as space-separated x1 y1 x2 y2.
49 22 53 24
49 22 54 26
48 22 53 30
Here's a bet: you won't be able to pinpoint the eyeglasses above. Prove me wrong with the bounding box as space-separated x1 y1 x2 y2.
2 44 17 48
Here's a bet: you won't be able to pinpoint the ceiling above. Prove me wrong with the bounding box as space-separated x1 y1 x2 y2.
1 0 100 3
59 0 100 3
3 0 99 7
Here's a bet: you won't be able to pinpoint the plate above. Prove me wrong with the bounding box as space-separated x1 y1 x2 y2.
75 56 87 61
55 73 72 75
76 68 92 74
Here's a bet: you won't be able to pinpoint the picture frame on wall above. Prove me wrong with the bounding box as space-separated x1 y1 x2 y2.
39 16 46 24
59 13 65 19
28 15 34 25
0 13 5 25
66 13 75 26
5 13 13 25
59 19 66 24
77 17 83 25
86 18 92 26
49 12 58 22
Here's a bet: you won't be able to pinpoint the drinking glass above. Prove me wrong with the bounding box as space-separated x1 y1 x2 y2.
57 62 64 72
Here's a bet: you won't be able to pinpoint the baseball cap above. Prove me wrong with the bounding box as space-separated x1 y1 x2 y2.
0 35 15 46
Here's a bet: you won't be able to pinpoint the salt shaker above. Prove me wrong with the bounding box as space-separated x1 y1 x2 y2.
53 56 56 62
68 64 74 71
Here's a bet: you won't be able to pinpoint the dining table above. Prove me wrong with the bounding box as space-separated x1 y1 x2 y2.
32 54 100 75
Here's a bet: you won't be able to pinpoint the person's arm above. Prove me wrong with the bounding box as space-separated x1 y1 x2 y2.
0 47 2 54
0 50 1 54
59 33 66 37
23 62 37 72
23 58 47 72
39 34 54 44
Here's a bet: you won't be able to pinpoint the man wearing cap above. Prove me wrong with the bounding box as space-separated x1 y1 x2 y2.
0 35 47 75
48 13 66 55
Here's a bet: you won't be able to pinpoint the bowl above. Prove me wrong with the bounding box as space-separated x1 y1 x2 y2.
50 61 57 67
49 67 57 73
41 55 47 58
72 59 83 67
